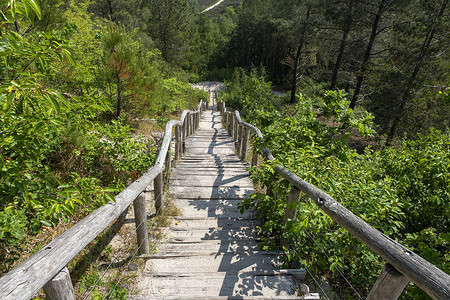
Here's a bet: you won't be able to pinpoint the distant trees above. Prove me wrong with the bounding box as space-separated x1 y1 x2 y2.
385 0 448 143
0 0 209 269
217 0 449 140
142 0 193 64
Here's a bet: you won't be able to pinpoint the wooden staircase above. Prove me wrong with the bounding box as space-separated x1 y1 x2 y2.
130 105 318 299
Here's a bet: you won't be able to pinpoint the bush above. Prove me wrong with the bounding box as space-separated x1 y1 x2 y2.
234 87 448 298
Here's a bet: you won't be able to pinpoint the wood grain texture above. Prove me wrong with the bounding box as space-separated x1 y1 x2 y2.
43 267 76 300
134 193 150 255
367 263 410 300
281 187 302 248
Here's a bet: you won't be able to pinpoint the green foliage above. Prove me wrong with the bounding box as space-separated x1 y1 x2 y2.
0 1 158 271
63 0 103 85
403 228 450 298
220 68 278 116
0 209 27 246
229 78 448 297
80 120 156 185
78 269 129 300
159 77 207 114
380 130 449 234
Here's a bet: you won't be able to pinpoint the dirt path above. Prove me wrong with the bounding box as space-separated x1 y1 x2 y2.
192 81 225 92
201 0 226 13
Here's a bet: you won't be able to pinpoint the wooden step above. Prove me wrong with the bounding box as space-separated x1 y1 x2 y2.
170 186 254 200
132 109 306 299
129 296 318 300
129 296 314 300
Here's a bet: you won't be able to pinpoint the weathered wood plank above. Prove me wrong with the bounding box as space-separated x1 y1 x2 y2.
43 267 76 300
367 263 410 300
134 193 149 255
154 171 164 213
281 186 302 248
129 295 306 300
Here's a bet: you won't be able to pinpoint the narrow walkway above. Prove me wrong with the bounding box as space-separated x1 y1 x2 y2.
131 103 306 299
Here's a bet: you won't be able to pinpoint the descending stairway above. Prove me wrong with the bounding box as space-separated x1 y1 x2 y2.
130 104 318 299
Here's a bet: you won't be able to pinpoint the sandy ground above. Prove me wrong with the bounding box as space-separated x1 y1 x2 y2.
191 81 225 92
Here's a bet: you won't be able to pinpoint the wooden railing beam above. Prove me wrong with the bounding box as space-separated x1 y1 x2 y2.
217 100 450 300
0 100 206 300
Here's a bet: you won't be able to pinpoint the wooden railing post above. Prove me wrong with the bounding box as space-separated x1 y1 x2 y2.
281 186 302 248
241 127 249 160
367 263 410 300
165 150 172 180
229 113 234 137
154 171 164 214
175 126 181 160
183 119 187 152
43 267 76 300
236 124 243 154
133 193 149 255
233 115 238 141
193 113 197 131
185 114 190 138
252 150 258 167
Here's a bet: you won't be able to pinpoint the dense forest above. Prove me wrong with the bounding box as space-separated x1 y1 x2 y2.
0 0 448 299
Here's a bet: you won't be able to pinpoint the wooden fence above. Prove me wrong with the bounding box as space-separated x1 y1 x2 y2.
0 101 207 300
217 99 450 300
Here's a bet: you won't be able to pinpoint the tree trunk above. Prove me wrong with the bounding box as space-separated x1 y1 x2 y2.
116 73 122 118
386 0 448 144
290 43 303 104
330 0 354 90
290 6 311 104
349 0 386 109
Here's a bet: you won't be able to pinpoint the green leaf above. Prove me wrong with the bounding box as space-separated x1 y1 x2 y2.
50 90 68 107
22 0 41 20
40 220 52 227
45 94 60 114
104 193 116 203
10 0 16 19
32 121 44 133
62 187 78 193
49 118 63 126
0 10 8 21
60 46 75 66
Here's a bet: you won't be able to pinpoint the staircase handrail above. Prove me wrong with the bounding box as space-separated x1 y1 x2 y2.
0 100 207 300
217 99 450 300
